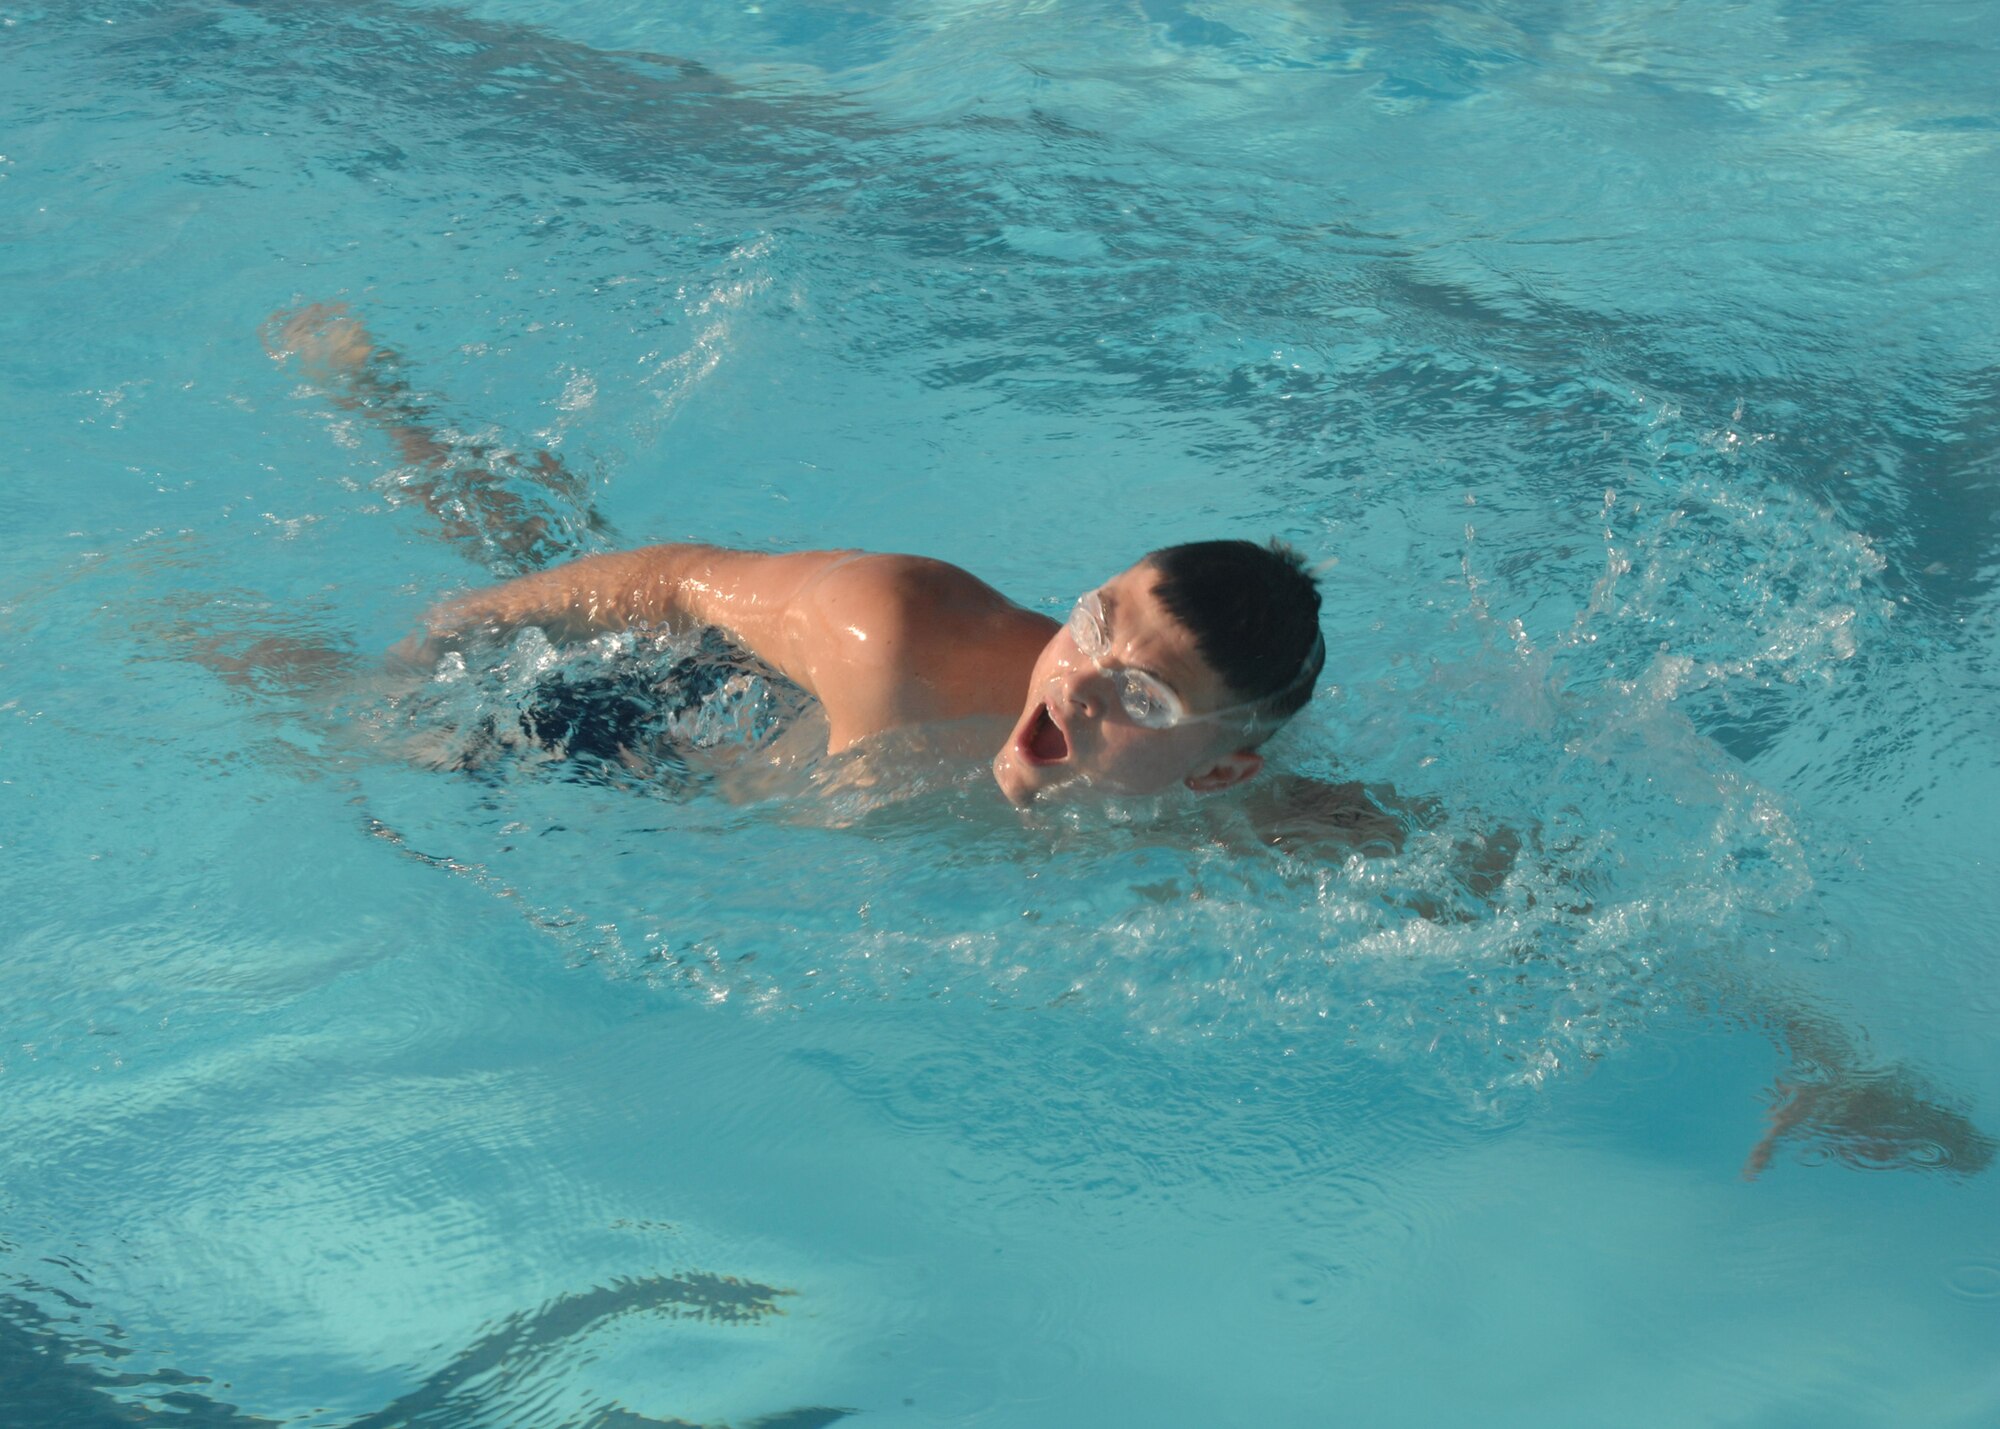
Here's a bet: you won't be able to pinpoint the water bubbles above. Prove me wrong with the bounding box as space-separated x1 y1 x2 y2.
555 367 596 412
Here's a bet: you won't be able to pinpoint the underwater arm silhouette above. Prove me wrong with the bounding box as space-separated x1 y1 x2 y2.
1238 775 1408 857
1240 777 1526 918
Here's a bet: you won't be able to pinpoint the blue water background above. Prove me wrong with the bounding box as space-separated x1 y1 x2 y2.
3 1 1998 1425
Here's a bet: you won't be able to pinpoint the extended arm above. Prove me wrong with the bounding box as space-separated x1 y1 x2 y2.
405 543 860 691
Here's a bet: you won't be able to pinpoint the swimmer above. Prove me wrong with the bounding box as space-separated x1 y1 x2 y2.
267 304 1330 810
264 304 1994 1178
407 537 1324 807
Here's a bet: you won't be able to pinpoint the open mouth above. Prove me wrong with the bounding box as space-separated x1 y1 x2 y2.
1018 703 1071 765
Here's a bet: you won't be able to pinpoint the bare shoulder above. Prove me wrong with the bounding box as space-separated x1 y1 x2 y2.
807 552 1011 610
799 553 1037 647
794 553 1052 745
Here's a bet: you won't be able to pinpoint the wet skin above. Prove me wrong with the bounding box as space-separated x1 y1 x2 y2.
416 546 1268 806
265 303 1274 807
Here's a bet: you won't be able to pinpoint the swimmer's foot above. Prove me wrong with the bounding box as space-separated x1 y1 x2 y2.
265 299 462 473
262 301 402 404
1742 1061 1997 1179
265 303 602 573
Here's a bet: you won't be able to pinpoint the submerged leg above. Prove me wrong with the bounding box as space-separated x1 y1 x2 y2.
1739 1005 1995 1180
264 302 606 573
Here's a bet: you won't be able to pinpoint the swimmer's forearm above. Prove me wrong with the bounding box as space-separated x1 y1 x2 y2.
418 544 734 648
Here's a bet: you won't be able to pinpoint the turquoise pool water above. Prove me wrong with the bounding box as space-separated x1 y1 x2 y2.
4 1 1998 1424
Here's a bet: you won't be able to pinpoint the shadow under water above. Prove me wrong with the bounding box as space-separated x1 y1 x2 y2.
0 1275 849 1429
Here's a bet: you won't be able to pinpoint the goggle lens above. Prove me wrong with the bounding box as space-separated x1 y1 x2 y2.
1066 597 1108 659
1111 671 1181 729
1061 588 1322 736
1065 592 1189 729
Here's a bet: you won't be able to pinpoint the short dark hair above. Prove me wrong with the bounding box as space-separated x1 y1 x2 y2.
1145 539 1324 725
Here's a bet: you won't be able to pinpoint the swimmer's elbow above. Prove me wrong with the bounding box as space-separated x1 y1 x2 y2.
410 564 605 655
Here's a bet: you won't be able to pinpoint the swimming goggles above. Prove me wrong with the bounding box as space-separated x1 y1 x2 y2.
1064 589 1322 731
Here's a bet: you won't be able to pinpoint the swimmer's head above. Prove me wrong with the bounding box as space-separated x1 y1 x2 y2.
993 539 1324 805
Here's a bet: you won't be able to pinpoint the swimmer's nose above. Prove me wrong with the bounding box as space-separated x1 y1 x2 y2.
1048 663 1104 721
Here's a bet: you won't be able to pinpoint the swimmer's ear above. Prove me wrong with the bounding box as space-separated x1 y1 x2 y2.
1185 750 1262 794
